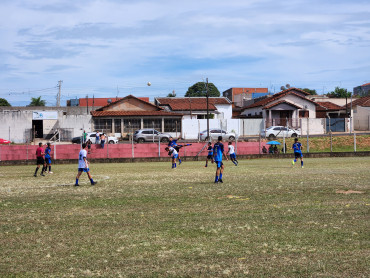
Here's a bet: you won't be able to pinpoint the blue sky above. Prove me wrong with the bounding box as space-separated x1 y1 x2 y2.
1 0 370 106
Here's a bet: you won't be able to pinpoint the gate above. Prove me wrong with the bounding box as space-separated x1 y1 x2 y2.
326 118 345 132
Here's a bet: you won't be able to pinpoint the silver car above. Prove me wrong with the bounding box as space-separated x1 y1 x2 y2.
133 129 171 143
199 129 236 141
261 126 301 140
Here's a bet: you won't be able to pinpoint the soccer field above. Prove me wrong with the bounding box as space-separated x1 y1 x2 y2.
0 157 369 277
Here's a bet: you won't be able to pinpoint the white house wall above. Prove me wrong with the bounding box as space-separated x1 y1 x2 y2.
354 106 370 130
214 104 233 119
300 118 326 135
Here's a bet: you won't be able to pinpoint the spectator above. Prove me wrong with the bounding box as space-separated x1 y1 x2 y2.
83 130 87 143
86 139 92 154
100 133 106 149
268 145 274 154
273 145 279 154
262 145 267 154
95 131 100 144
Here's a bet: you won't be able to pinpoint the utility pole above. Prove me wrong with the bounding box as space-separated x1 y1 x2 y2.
57 80 63 107
206 78 209 141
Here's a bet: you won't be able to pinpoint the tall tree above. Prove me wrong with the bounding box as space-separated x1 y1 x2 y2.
185 82 220 97
29 96 46 106
301 88 317 95
327 87 351 98
0 98 11 106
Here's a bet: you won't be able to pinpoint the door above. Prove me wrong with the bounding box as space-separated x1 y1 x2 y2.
32 120 43 138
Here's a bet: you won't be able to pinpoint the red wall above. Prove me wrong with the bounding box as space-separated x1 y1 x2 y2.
0 142 267 161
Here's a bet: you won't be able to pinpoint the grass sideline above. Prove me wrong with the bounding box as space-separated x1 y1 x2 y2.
0 158 369 277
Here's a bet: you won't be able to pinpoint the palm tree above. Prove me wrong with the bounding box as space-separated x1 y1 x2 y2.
29 96 46 106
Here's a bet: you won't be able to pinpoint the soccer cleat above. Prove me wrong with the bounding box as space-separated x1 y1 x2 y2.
33 174 37 177
219 179 223 183
301 166 304 168
292 160 295 165
91 182 97 185
74 184 79 186
214 181 219 184
204 165 207 167
40 173 45 176
48 171 53 174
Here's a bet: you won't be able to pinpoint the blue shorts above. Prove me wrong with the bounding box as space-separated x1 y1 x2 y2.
78 168 90 173
45 158 51 164
215 161 223 168
230 153 236 159
294 152 303 159
172 154 178 159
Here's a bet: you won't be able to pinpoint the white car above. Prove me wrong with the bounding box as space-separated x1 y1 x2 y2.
72 132 119 144
261 126 301 140
199 129 236 141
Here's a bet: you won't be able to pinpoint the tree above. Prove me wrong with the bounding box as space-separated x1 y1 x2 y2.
301 88 317 95
185 82 220 97
327 87 351 98
29 96 46 106
167 90 176 97
0 98 11 106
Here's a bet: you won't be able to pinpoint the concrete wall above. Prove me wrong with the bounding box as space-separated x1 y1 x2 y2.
214 104 233 119
0 141 266 161
239 119 264 136
354 106 370 130
300 118 326 135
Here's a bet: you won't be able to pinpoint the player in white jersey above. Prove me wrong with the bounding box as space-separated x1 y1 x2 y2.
227 142 238 166
75 143 97 186
165 146 178 169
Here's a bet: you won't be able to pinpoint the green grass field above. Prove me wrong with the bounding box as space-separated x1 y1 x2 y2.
0 157 369 277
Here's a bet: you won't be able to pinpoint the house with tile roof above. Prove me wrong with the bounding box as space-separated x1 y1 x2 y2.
343 96 370 130
154 97 232 119
240 88 319 128
90 95 183 136
353 83 370 97
222 87 269 107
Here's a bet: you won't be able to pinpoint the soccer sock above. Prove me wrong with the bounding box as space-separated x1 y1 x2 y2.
174 163 176 168
75 178 79 185
294 159 297 163
35 168 39 175
172 163 174 168
301 161 304 167
90 178 94 184
220 173 223 180
215 176 219 182
179 159 182 164
49 166 51 172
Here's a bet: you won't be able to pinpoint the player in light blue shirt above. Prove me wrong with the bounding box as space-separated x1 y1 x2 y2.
292 138 304 168
44 142 53 173
213 136 228 183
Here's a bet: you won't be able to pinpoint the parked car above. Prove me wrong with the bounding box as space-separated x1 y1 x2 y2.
133 129 171 143
199 129 236 141
261 126 301 140
71 132 119 144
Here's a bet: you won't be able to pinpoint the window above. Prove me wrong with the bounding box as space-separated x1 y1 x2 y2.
94 119 112 133
114 119 121 133
143 119 161 130
299 110 309 118
164 119 181 132
123 119 141 132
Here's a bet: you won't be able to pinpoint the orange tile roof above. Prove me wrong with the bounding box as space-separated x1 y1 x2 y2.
317 102 344 110
91 111 182 117
243 88 314 110
156 97 230 111
79 97 150 107
343 96 370 108
96 95 159 111
263 100 302 110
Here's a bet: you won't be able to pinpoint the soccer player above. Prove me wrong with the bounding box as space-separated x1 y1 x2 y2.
292 138 304 168
165 146 178 169
204 142 214 167
168 136 182 164
75 143 97 186
213 136 228 183
44 142 53 173
34 142 46 177
227 141 238 166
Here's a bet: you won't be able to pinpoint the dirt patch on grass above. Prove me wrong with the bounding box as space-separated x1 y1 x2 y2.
336 190 365 194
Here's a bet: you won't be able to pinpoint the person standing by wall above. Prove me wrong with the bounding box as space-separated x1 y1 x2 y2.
95 131 100 144
100 133 106 149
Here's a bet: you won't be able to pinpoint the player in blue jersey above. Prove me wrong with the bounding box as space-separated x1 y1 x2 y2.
75 143 97 186
165 146 178 169
168 136 182 164
292 138 304 168
205 142 214 167
44 142 53 174
213 136 228 183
